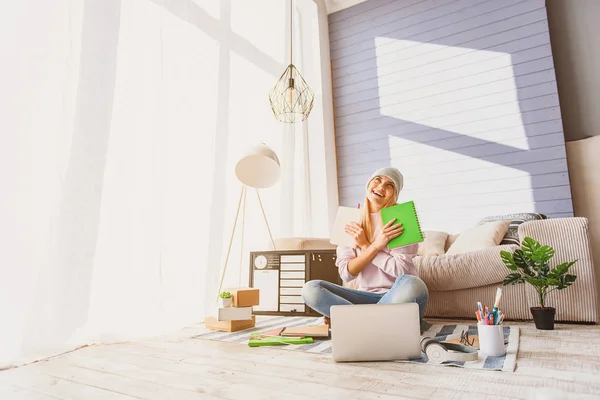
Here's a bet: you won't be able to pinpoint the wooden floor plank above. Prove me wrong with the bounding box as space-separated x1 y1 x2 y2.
1 318 599 400
57 351 323 400
66 347 424 400
126 332 600 398
104 341 515 398
0 367 140 400
0 382 62 400
16 362 216 400
131 324 600 398
113 341 521 398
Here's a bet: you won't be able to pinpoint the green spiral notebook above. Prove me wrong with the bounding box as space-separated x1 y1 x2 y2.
379 200 424 249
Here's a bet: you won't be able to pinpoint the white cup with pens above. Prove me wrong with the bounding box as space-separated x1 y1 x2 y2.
476 288 506 357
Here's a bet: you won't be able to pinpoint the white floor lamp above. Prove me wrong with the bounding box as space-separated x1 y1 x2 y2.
216 143 281 300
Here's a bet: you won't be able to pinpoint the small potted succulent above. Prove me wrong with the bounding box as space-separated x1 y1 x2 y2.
219 291 233 308
500 237 577 330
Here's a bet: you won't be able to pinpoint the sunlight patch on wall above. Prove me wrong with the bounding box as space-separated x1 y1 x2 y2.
374 37 528 151
371 37 539 233
231 0 286 64
192 0 220 20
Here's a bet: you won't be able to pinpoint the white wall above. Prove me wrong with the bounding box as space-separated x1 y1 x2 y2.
328 0 573 233
547 0 600 307
566 136 600 310
547 0 600 142
312 0 341 235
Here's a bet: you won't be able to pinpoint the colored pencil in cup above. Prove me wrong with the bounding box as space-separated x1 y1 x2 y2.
492 287 503 324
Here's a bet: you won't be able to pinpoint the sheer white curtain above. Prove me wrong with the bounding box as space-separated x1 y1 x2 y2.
207 0 334 305
0 0 330 367
278 0 334 241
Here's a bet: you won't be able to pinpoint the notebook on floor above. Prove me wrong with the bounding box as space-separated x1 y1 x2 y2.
280 324 329 338
380 200 424 249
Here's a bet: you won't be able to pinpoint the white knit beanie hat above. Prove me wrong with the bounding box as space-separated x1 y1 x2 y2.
366 167 404 201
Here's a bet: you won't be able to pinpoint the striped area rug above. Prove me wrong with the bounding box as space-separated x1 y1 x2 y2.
193 316 519 372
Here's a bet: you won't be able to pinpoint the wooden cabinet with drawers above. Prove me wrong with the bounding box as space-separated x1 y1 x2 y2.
248 249 342 317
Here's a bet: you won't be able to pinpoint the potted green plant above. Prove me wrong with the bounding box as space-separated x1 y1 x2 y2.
219 291 233 308
500 237 577 330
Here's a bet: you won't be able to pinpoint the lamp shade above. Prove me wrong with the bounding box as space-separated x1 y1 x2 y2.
234 143 281 189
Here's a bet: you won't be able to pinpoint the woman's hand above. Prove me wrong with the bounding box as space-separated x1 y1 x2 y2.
345 222 370 250
372 218 404 251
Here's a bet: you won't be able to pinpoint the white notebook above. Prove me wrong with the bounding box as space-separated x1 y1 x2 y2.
330 206 362 248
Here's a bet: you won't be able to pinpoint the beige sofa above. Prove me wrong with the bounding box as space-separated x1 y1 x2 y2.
276 217 598 323
417 217 598 323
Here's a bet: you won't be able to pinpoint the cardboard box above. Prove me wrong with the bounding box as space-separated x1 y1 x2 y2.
205 315 256 332
217 306 253 321
228 287 260 307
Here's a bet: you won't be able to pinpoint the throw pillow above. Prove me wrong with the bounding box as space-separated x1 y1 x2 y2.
477 213 547 245
445 233 459 252
446 220 511 255
417 231 448 256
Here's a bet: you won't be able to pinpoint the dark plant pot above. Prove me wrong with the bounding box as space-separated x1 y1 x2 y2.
530 307 555 330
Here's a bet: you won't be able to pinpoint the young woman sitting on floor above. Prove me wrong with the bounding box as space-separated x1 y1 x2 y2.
301 167 429 327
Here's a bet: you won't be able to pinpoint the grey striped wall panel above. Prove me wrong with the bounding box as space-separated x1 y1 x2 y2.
329 0 573 233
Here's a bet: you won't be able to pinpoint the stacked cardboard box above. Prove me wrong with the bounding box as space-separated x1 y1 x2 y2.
205 288 260 332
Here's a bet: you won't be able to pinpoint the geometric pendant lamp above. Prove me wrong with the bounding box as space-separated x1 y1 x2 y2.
269 0 314 123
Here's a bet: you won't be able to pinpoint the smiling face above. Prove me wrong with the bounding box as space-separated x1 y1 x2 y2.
366 175 396 211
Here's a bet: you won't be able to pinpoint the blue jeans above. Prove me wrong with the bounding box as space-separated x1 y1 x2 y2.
301 274 429 320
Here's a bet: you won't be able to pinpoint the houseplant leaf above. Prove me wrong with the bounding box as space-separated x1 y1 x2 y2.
521 237 540 259
500 251 518 271
503 272 524 285
552 261 577 276
523 276 549 289
541 262 550 278
532 245 555 262
557 274 577 289
513 250 536 276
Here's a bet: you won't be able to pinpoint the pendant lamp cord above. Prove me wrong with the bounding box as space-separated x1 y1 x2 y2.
290 0 293 65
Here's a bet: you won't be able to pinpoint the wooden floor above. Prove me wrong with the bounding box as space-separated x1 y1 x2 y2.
1 319 600 400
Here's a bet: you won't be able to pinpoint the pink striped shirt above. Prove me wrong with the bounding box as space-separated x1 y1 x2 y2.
335 213 419 293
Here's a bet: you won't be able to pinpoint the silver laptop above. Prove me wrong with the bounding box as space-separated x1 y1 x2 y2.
330 303 422 362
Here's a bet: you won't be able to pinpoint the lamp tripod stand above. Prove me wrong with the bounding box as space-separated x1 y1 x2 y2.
216 184 276 301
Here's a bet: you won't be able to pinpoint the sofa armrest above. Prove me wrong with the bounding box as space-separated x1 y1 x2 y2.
518 217 598 322
414 244 519 291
